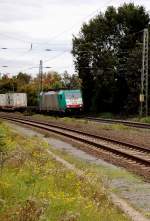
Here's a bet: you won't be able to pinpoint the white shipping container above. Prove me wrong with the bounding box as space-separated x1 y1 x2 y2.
0 94 7 107
8 93 27 108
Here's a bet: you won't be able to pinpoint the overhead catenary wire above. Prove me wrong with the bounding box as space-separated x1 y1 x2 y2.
0 0 115 49
0 0 117 74
0 25 146 73
19 51 69 73
3 0 148 75
33 0 116 48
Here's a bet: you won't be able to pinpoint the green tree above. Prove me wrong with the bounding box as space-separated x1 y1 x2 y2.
62 71 81 89
72 3 150 114
0 75 17 93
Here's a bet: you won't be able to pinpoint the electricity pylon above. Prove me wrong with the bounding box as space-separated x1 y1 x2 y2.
39 60 43 92
140 28 149 117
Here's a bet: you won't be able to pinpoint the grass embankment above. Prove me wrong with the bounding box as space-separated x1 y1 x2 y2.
49 147 150 218
31 114 130 132
22 110 150 124
132 116 150 123
0 122 130 221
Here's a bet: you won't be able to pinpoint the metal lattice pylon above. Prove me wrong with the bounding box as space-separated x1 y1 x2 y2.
39 60 43 92
140 28 149 116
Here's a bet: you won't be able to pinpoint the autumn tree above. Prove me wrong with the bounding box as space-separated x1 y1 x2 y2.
62 71 81 89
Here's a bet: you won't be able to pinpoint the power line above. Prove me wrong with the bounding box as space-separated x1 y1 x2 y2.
0 31 144 74
0 32 31 44
0 25 146 72
18 51 68 73
34 0 115 47
0 0 114 48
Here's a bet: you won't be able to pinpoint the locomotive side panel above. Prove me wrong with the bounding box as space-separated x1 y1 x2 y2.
40 92 59 111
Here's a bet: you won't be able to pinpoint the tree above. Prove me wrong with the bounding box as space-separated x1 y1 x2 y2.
16 72 31 85
0 74 17 93
41 71 63 90
72 3 150 114
62 71 81 89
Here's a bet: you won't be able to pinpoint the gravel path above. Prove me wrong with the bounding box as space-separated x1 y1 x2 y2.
7 122 150 220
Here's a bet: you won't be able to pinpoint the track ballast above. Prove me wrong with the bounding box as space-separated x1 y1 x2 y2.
0 113 150 181
85 116 150 130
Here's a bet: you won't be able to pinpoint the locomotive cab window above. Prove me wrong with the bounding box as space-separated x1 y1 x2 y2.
60 95 62 99
65 93 81 99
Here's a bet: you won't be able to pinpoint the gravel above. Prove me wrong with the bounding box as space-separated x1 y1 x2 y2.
30 115 150 149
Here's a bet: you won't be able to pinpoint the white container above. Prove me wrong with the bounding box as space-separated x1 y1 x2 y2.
0 94 7 107
8 93 27 108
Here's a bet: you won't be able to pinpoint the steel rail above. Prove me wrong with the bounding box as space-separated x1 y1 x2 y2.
85 117 150 129
1 114 150 154
0 115 150 169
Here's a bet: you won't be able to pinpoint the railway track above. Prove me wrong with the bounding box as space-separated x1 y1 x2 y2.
85 116 150 129
0 114 150 180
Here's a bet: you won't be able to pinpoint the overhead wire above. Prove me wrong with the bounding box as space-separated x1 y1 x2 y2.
0 0 115 46
0 0 128 74
0 32 31 44
19 51 68 73
16 0 117 73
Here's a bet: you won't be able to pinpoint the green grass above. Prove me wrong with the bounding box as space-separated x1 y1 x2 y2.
128 116 150 123
49 147 147 197
49 146 140 182
49 146 150 218
138 116 150 123
0 122 130 221
95 123 130 131
32 114 131 133
95 112 115 119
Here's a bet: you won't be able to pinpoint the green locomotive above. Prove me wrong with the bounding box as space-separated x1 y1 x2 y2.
39 89 83 112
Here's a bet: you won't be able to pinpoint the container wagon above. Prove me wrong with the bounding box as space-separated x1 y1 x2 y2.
0 94 7 109
7 93 27 110
0 93 27 110
39 89 83 112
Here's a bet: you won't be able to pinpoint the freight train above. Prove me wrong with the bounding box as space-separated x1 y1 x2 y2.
0 93 27 110
0 89 83 113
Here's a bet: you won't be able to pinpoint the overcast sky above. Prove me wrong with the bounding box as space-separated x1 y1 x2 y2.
0 0 150 76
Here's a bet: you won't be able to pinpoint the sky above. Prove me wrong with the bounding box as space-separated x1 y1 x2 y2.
0 0 150 77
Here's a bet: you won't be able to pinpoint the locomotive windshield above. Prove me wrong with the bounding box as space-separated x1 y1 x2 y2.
65 92 81 99
64 91 83 108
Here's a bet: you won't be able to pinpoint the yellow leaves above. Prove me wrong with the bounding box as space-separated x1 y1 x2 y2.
85 201 94 209
46 190 77 204
0 180 11 188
